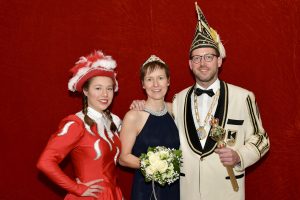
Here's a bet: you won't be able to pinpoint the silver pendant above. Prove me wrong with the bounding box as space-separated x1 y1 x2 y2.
197 127 207 140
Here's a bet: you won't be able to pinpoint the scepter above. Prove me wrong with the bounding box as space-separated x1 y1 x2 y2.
210 117 239 192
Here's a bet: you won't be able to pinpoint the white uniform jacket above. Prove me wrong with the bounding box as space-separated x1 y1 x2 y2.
172 81 270 200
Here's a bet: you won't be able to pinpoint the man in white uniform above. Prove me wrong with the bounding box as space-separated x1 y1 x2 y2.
172 2 270 200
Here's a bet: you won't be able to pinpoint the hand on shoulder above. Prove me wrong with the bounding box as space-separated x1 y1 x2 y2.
129 100 146 111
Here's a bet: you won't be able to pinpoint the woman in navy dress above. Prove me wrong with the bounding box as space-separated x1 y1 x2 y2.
119 55 180 200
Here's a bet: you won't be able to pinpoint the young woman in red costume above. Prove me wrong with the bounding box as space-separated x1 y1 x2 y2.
37 50 123 200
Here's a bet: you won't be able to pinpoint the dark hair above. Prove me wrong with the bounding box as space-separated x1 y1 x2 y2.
140 61 170 82
81 77 117 132
103 109 117 132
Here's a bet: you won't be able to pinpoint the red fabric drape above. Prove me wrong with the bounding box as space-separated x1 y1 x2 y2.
0 0 299 199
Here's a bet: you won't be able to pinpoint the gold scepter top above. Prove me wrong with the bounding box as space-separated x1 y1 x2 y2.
210 117 226 147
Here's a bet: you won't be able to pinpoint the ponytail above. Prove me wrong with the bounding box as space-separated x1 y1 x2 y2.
104 109 117 132
82 95 95 127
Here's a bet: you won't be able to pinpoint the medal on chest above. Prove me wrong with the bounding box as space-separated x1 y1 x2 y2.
193 90 219 141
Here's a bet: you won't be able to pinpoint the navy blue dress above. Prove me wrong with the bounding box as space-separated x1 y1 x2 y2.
131 112 180 200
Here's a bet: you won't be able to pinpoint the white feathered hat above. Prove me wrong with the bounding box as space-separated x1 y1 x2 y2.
68 50 118 92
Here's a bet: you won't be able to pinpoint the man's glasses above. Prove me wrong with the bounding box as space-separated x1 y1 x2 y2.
190 54 217 64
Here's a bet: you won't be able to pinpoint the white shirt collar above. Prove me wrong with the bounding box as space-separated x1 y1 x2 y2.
196 79 220 94
87 107 104 121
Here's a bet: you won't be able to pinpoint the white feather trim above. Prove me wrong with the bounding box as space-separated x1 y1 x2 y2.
76 56 88 64
68 55 117 92
215 33 226 59
68 66 90 91
91 58 116 70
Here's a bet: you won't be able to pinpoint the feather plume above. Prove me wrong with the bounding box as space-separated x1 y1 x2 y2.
68 50 118 92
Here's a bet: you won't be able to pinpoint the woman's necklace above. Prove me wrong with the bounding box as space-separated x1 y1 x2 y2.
194 90 220 140
144 102 168 116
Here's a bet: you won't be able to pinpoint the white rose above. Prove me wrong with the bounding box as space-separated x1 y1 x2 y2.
159 150 169 159
156 160 168 173
149 153 160 166
145 165 156 175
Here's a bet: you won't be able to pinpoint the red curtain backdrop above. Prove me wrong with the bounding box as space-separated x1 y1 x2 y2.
0 0 299 199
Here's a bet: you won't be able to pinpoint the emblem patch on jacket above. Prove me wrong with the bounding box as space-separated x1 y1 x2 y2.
226 130 237 146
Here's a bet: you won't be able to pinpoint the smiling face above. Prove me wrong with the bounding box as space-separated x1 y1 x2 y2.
189 47 222 88
142 67 170 101
83 76 114 113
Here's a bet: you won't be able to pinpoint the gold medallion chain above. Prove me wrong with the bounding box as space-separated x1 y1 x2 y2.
193 90 220 140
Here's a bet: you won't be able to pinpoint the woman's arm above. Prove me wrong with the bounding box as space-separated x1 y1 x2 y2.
37 120 88 195
119 110 142 169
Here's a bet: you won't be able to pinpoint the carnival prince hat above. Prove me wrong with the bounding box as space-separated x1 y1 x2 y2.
190 2 226 58
68 50 118 92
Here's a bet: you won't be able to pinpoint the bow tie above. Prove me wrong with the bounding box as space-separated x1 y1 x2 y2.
194 88 215 97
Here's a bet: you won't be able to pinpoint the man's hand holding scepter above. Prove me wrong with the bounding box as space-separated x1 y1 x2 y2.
210 118 239 192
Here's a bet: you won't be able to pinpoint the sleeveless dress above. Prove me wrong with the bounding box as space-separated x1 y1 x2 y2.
131 112 180 200
37 109 123 200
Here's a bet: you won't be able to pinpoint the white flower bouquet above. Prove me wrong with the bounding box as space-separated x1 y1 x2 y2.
140 146 182 186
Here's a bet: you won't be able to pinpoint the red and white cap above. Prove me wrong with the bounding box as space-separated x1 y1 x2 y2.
68 50 118 92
